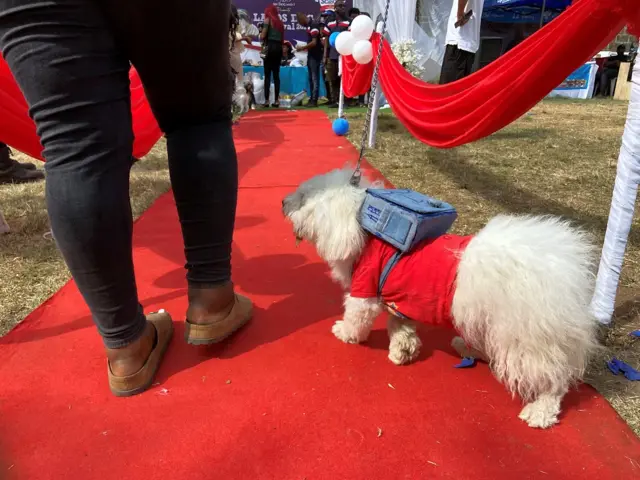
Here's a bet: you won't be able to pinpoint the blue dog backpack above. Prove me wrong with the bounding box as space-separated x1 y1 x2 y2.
358 189 458 296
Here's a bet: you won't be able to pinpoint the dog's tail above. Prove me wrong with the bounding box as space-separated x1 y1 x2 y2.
451 215 599 401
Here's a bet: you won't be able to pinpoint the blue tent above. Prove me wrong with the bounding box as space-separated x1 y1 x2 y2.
483 0 572 24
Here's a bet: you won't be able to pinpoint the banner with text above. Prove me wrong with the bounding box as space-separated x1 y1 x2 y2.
236 0 352 42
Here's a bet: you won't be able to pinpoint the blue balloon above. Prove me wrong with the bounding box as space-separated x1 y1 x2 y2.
332 118 349 136
329 32 340 48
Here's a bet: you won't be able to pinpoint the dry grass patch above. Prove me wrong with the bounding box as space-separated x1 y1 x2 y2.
0 140 171 335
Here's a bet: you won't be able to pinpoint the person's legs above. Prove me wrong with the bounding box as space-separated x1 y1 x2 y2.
323 64 332 104
272 62 281 105
325 59 338 105
0 0 158 378
462 50 475 78
440 44 474 84
100 0 252 343
439 44 457 84
308 56 320 104
265 45 281 105
263 58 273 106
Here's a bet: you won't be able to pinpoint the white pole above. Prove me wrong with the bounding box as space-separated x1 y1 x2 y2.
539 0 547 29
368 84 381 148
367 21 386 148
338 56 345 117
591 62 640 324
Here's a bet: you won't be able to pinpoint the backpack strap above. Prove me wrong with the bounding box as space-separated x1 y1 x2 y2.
378 250 412 320
378 250 403 297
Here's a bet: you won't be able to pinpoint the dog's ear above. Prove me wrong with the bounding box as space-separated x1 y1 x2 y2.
311 187 366 262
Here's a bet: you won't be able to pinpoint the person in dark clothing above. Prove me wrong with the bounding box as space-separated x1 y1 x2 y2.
0 142 44 184
260 4 284 107
599 45 629 97
319 10 334 104
322 0 350 107
296 12 323 107
282 41 296 66
0 0 253 396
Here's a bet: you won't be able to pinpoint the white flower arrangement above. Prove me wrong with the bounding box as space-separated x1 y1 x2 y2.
390 39 425 78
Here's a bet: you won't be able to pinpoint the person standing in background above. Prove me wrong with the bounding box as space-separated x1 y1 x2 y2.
319 10 333 104
260 4 284 107
599 45 629 97
322 0 349 108
229 6 244 89
296 12 323 107
439 0 484 84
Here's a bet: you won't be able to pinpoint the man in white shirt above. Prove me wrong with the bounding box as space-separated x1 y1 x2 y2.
439 0 484 84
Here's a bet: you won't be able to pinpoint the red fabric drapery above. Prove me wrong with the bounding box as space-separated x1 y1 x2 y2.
0 60 161 161
342 0 639 149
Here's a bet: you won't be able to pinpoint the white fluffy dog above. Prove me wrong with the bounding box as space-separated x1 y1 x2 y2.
233 86 251 115
282 168 600 429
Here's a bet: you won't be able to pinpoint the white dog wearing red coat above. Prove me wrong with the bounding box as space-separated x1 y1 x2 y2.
282 168 599 429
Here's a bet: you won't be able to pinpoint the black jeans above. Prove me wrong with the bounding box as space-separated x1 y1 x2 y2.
439 44 475 84
325 59 340 104
0 0 237 349
263 41 282 105
307 55 321 103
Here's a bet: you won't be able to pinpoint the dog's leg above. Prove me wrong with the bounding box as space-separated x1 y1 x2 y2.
332 295 381 344
518 387 567 429
451 337 490 363
387 315 422 365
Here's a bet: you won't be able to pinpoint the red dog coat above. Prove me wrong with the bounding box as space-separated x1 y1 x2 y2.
350 234 474 328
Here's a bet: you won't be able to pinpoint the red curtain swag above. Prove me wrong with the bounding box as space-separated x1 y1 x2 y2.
342 0 640 148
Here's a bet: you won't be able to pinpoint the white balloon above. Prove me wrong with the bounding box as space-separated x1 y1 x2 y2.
335 31 356 56
350 15 374 41
352 40 373 64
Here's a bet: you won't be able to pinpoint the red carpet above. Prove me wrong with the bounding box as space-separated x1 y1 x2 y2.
1 110 639 480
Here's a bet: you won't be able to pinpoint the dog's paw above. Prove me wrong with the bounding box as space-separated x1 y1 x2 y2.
332 320 359 344
518 398 560 429
388 331 422 365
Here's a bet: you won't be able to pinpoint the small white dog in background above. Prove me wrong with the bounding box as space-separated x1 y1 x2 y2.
233 86 251 115
282 168 600 429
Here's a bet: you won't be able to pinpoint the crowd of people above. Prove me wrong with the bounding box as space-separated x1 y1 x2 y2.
229 1 367 109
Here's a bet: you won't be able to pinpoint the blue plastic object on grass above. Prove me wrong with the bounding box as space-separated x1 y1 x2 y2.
332 118 349 136
607 357 640 381
630 330 640 338
329 32 339 47
360 189 458 253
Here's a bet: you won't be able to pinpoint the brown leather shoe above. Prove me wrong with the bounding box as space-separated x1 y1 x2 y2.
185 294 253 345
108 311 174 397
